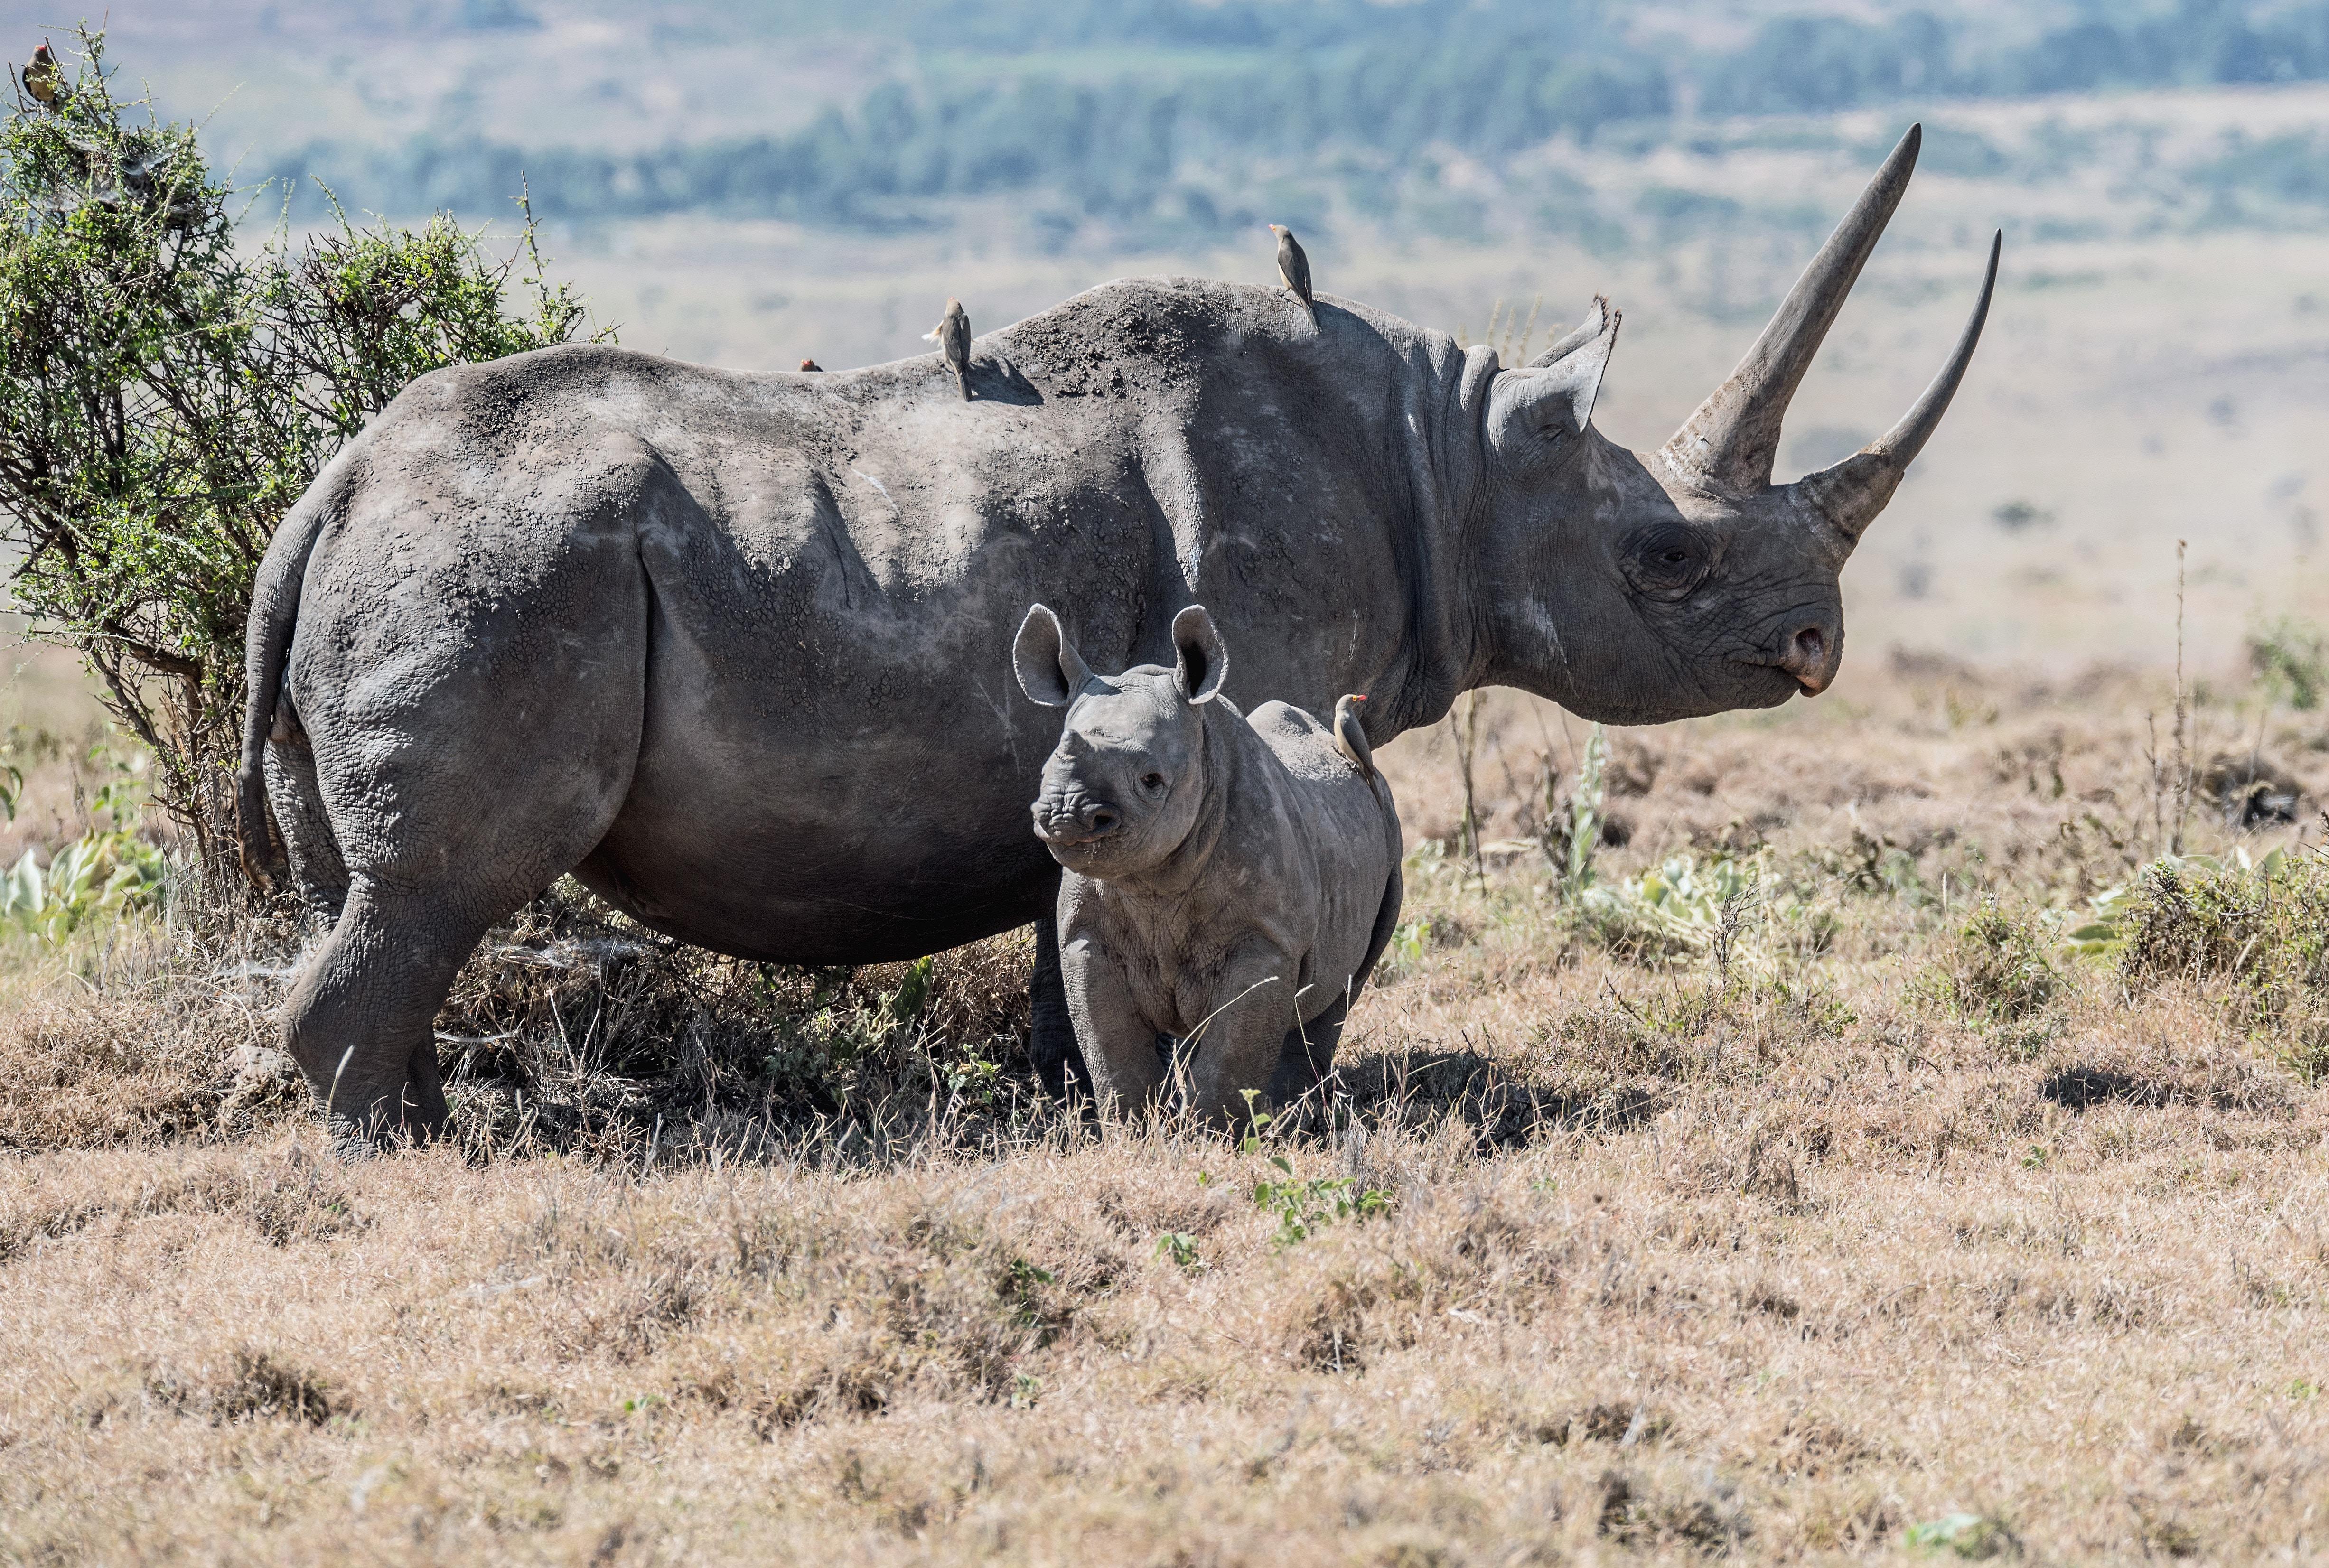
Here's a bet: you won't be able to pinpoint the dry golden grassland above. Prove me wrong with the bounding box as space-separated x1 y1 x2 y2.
2 655 2328 1565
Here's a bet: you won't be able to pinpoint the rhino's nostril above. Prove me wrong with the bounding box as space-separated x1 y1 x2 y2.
1085 807 1119 836
1778 623 1834 695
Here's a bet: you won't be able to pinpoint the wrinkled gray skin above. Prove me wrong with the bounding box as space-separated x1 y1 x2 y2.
1015 603 1402 1121
237 126 1996 1140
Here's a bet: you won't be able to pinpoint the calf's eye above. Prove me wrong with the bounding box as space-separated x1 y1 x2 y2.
1141 772 1167 794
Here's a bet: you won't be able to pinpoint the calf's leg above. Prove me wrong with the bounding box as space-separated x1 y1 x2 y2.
1186 948 1302 1128
1058 932 1168 1115
1267 864 1403 1108
1268 990 1350 1109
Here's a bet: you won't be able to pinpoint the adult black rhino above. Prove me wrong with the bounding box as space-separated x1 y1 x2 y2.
238 127 1996 1139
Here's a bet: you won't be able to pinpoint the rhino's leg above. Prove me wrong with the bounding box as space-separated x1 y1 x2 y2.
1267 998 1346 1109
1029 915 1091 1100
279 877 486 1142
262 725 348 921
285 767 635 1147
1185 947 1302 1129
1263 862 1403 1108
282 513 647 1147
1057 932 1167 1115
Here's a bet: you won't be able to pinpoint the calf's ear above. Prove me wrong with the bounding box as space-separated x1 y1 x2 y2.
1170 604 1229 705
1013 604 1094 707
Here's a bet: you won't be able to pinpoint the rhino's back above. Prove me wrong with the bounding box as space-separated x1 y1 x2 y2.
1243 699 1403 877
281 286 1431 964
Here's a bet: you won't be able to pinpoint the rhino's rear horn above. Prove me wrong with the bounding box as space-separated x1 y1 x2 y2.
1013 603 1094 707
1662 125 1923 495
1791 230 2001 542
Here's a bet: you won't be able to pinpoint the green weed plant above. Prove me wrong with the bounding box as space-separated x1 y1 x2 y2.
0 750 166 940
2116 850 2329 1078
1921 901 2060 1025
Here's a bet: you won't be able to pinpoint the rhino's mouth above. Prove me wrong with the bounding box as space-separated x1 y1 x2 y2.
1723 656 1816 707
1033 799 1122 854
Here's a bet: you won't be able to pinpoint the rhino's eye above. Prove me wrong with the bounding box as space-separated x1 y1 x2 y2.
1623 523 1710 599
1140 772 1167 795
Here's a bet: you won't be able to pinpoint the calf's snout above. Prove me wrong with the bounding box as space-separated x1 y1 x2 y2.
1033 793 1121 847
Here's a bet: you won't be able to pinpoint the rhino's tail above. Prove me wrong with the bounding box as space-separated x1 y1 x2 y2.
234 480 337 892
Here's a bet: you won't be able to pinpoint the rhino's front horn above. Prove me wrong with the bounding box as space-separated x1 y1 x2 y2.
1790 229 2001 542
1661 125 1924 496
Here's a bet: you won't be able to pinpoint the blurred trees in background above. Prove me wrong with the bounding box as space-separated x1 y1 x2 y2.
0 31 604 877
271 0 2329 242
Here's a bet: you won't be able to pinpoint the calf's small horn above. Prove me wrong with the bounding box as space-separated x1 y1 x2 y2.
1662 125 1923 495
1791 229 2001 542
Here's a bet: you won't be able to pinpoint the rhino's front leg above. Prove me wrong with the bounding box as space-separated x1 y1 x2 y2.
1186 945 1303 1129
1058 930 1169 1115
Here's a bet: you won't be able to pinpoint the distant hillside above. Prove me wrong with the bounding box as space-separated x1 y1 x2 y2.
45 0 2329 253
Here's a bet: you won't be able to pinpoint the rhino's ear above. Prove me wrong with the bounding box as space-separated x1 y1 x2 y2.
1170 604 1228 705
1013 604 1093 707
1491 297 1621 458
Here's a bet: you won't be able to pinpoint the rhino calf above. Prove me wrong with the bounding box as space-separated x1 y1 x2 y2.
1013 602 1404 1123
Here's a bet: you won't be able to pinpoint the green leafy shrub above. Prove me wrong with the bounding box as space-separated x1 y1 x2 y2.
1924 902 2060 1024
0 30 602 875
1538 721 1609 897
1574 852 1765 966
2248 616 2327 710
1250 1154 1391 1248
0 752 166 939
1905 1512 2020 1559
2118 851 2329 1077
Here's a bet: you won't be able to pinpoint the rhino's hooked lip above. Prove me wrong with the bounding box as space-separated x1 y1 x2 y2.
1740 624 1838 697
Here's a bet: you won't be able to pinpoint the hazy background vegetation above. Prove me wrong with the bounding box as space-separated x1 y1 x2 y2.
16 0 2329 676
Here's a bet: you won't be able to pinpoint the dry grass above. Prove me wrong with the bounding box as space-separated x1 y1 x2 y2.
1 659 2327 1563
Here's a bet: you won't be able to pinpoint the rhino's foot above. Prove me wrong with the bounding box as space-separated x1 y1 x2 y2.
281 878 476 1157
316 1041 449 1158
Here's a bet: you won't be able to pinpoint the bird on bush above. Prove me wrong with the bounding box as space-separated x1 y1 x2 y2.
21 41 61 108
798 358 822 372
1267 224 1314 322
923 298 971 400
1332 693 1373 778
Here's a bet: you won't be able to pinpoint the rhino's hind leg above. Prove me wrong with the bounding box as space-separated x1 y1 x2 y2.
282 767 635 1147
1267 999 1347 1111
280 877 486 1143
263 725 348 920
1264 863 1403 1113
279 521 648 1146
1030 915 1091 1100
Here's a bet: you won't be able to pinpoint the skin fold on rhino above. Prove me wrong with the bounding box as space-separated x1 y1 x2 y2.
1015 603 1405 1123
237 125 1998 1141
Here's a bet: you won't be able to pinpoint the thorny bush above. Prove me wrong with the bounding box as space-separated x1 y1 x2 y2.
0 29 602 874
